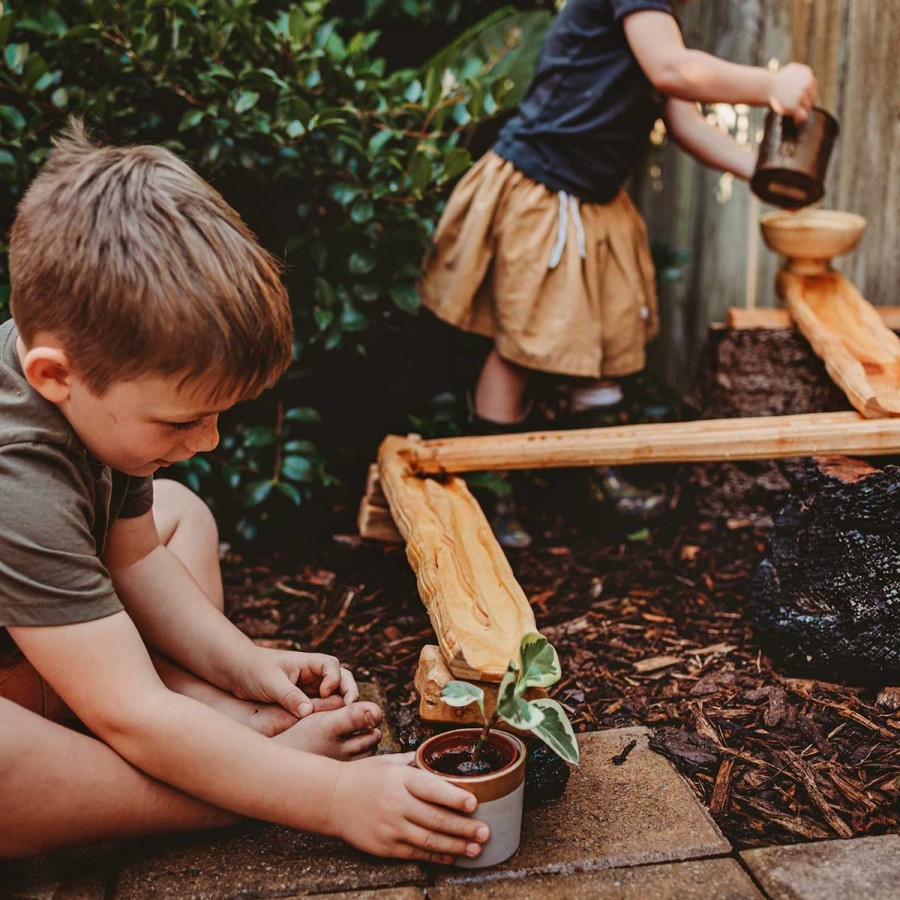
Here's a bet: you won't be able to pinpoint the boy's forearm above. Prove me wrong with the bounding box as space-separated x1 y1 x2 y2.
102 686 342 835
111 544 254 691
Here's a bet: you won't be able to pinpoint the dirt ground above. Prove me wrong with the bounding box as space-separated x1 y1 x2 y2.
223 327 900 850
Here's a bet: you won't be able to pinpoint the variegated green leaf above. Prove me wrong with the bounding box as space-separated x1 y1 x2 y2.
529 698 580 765
516 632 561 692
441 680 485 719
497 661 545 730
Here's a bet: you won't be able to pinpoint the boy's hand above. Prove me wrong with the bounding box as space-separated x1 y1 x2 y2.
234 647 359 718
325 753 490 864
770 64 818 123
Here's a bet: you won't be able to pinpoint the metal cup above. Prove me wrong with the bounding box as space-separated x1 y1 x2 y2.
751 107 840 209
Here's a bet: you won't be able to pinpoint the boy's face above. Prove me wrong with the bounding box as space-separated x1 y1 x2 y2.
64 373 231 477
18 333 233 477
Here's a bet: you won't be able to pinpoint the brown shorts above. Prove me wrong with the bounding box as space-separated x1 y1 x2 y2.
0 647 71 722
420 151 658 379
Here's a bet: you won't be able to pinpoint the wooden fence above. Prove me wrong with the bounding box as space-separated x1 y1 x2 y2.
633 0 900 390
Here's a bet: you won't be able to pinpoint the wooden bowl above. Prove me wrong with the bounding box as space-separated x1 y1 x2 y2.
760 210 867 275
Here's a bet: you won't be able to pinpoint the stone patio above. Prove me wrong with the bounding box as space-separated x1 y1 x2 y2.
2 694 898 900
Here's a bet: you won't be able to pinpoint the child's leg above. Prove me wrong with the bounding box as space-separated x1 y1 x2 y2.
0 696 236 858
152 478 225 610
473 348 530 423
149 480 382 758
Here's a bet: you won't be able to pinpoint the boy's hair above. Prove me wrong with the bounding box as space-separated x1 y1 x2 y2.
9 120 293 401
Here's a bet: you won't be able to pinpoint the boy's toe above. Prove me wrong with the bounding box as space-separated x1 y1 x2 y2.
342 728 382 759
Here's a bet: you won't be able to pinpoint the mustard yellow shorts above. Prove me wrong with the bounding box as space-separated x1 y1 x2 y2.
419 151 659 379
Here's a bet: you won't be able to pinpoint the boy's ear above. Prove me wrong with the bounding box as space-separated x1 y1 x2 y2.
21 343 74 404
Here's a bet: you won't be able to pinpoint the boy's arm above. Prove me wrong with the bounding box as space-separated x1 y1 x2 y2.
663 98 756 180
104 510 354 717
624 11 818 121
9 614 486 862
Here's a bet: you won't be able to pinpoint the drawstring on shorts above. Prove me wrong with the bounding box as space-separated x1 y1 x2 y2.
548 191 586 270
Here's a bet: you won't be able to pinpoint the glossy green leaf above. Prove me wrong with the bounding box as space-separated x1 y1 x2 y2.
441 680 485 719
282 455 313 482
496 661 545 730
516 632 561 692
243 479 273 507
285 407 322 424
529 698 580 765
234 91 260 114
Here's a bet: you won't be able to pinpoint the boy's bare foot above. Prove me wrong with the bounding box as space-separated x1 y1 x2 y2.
274 701 383 760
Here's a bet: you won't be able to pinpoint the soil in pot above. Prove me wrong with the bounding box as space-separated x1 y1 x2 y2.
427 739 514 776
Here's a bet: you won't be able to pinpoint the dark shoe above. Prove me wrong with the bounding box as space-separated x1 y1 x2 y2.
588 465 669 523
569 405 670 524
486 488 533 549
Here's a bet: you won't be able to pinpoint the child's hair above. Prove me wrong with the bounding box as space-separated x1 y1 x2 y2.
8 119 293 401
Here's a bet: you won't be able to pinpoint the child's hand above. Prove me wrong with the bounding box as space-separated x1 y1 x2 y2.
770 63 818 123
325 753 490 864
234 647 359 717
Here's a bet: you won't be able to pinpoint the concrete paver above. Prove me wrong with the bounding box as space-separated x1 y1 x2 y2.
741 834 900 900
111 824 426 899
435 726 730 884
430 857 762 899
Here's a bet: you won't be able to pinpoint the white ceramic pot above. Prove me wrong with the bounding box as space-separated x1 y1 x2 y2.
415 728 526 868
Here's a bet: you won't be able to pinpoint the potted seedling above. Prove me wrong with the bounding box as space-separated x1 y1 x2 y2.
415 632 579 868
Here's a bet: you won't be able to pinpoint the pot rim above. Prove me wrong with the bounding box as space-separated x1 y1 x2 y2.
415 728 526 783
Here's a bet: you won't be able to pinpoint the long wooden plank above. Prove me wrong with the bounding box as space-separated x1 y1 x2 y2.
726 306 900 331
405 412 900 475
378 436 537 681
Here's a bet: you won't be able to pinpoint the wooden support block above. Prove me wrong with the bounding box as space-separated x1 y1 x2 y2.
357 463 403 543
726 305 900 331
779 271 900 417
415 645 546 726
378 436 538 681
404 411 900 476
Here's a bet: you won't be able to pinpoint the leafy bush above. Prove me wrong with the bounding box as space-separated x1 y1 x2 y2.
0 0 550 540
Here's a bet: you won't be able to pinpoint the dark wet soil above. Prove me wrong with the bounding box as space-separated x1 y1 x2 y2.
427 741 510 777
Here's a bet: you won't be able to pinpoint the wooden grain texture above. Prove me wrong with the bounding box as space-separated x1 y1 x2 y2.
377 436 537 681
779 271 900 416
357 463 403 543
415 644 546 726
404 412 900 475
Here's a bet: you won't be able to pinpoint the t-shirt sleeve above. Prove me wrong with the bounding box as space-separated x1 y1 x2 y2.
0 442 123 627
610 0 677 22
118 474 154 519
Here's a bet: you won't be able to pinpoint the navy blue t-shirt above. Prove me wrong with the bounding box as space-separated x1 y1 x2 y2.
494 0 678 204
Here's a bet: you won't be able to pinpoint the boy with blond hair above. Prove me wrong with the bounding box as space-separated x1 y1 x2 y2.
0 123 488 863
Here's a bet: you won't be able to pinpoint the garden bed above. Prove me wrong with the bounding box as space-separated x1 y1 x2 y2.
223 327 899 850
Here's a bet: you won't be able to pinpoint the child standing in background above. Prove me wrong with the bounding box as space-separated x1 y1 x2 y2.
420 0 817 547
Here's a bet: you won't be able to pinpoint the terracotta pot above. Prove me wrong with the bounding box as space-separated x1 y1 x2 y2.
415 728 526 868
751 107 839 209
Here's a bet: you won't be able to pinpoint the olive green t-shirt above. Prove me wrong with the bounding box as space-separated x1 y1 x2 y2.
0 319 154 649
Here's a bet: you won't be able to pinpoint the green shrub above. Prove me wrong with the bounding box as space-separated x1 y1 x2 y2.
0 0 550 540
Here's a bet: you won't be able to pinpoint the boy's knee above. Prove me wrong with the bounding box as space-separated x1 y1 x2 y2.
153 479 218 545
